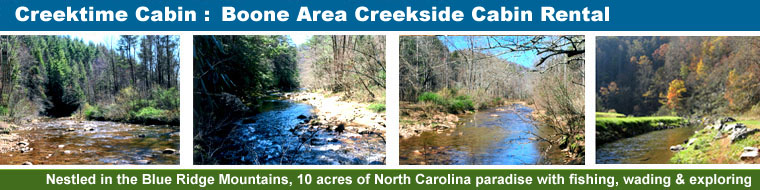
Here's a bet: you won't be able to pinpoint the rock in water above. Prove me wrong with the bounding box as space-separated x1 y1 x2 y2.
297 115 308 119
136 160 151 165
162 148 176 154
57 145 65 149
21 161 33 165
310 138 327 146
335 123 346 135
670 145 685 152
741 147 760 161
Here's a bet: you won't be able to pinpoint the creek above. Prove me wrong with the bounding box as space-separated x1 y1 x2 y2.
596 125 699 164
0 119 178 165
399 104 563 165
216 97 385 165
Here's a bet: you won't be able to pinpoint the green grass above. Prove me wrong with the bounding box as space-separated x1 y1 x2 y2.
368 103 386 113
671 125 760 164
596 116 686 146
727 120 760 128
596 112 625 118
417 91 475 114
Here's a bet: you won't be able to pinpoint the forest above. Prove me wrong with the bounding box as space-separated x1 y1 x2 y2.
194 35 386 165
596 36 760 164
0 35 180 165
597 36 760 116
399 36 585 165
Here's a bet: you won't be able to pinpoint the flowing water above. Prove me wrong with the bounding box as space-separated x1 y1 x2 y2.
399 104 563 165
596 125 699 164
217 99 385 165
0 119 179 165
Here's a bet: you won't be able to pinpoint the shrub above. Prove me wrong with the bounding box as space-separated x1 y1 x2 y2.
0 105 7 116
418 92 443 104
448 98 474 113
154 87 180 110
368 103 386 112
417 91 476 114
82 103 100 118
134 106 167 120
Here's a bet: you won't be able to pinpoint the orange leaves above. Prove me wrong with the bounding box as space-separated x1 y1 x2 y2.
665 79 686 109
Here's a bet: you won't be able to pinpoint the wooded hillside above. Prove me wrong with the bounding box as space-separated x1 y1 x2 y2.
0 35 179 124
597 36 760 117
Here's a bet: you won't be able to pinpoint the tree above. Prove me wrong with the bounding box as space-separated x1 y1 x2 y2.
664 79 686 110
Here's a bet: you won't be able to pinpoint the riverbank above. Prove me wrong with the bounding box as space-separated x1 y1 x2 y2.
286 92 386 137
670 117 760 164
596 113 687 146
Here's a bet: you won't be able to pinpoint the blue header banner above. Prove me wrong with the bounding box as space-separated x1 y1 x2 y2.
0 0 754 31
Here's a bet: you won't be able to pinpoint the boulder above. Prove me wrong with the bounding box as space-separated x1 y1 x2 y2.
162 148 176 154
297 115 308 119
722 123 745 132
730 127 759 143
670 145 685 152
219 93 250 113
446 114 459 122
686 138 697 147
740 147 760 161
721 117 737 125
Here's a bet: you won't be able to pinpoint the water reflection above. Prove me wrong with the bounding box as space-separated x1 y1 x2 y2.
597 125 698 164
400 104 558 165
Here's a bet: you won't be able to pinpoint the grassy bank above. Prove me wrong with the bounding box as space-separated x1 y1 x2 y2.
596 113 686 146
671 118 760 164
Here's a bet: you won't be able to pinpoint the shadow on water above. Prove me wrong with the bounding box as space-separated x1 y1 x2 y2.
0 119 179 165
400 104 562 165
596 125 699 164
218 99 385 165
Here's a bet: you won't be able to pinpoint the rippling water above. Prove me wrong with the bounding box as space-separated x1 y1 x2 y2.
1 119 179 165
400 104 561 165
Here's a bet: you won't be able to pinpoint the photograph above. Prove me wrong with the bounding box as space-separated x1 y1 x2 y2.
398 35 585 165
596 36 760 164
0 35 180 165
193 35 386 165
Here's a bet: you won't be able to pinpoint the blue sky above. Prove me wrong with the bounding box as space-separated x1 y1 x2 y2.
288 35 312 46
438 36 538 68
68 34 119 46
